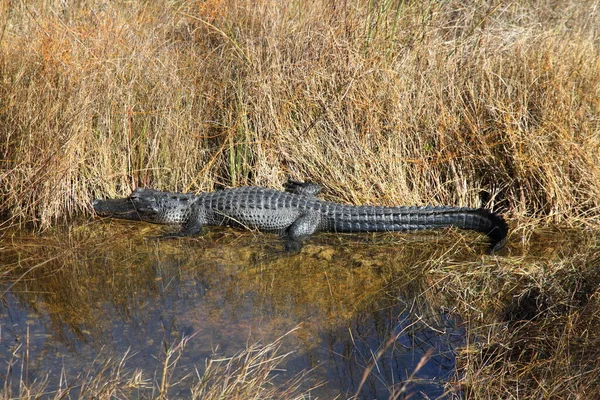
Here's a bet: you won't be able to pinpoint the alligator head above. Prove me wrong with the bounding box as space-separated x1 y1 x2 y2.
93 188 195 225
93 196 142 221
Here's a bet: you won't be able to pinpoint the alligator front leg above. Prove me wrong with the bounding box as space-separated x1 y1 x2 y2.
283 212 321 252
160 219 204 238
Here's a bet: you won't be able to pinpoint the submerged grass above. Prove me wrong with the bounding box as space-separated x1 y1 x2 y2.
0 222 451 398
2 222 600 398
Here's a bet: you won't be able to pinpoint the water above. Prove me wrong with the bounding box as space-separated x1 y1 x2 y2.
0 220 480 398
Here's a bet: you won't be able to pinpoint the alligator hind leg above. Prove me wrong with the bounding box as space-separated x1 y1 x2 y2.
283 212 321 252
284 179 322 197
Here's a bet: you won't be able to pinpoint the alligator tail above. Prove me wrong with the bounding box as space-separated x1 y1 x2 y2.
332 206 508 253
473 208 508 253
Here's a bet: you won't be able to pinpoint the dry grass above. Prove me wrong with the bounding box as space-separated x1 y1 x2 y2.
191 327 317 399
2 0 600 398
1 323 312 399
428 232 600 398
0 0 599 228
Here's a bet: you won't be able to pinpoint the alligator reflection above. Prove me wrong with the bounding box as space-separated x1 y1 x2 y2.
0 221 478 398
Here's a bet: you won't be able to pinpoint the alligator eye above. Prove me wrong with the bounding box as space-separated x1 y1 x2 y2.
137 207 158 215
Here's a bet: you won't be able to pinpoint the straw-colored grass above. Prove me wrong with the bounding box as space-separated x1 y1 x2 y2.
2 0 600 398
428 232 600 398
1 0 599 228
2 324 312 399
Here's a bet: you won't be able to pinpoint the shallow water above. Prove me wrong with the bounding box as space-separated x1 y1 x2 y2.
0 220 496 398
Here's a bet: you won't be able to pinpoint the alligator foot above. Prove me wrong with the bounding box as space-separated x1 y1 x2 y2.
283 239 303 253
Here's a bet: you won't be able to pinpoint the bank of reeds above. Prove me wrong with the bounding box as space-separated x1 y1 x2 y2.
1 0 599 228
2 0 600 398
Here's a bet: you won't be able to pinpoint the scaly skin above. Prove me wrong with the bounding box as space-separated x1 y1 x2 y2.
93 182 508 253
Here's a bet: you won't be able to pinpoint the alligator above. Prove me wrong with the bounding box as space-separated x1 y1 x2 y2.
93 180 508 253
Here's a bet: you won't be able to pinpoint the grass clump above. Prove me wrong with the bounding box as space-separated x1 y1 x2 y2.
2 324 312 400
191 328 314 399
430 233 600 398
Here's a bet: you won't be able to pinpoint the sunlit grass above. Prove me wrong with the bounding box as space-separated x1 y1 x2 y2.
1 325 313 399
427 231 600 398
1 0 600 398
1 0 599 228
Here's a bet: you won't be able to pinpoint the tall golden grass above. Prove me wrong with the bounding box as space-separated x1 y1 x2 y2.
3 2 600 398
0 0 599 228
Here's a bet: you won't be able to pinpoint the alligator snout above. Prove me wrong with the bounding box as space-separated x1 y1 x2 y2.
92 197 142 221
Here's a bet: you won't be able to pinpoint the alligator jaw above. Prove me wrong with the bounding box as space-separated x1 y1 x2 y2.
93 198 144 221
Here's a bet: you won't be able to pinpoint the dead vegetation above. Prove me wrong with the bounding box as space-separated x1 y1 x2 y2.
1 0 600 398
1 0 599 227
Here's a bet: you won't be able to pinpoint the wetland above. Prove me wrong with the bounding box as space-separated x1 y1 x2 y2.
2 0 600 397
2 221 600 398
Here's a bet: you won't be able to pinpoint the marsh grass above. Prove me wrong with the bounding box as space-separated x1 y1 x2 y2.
427 231 600 398
1 0 599 227
2 0 600 398
191 327 318 399
1 295 312 400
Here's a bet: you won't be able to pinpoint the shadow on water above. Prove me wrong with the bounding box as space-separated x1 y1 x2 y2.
0 220 498 398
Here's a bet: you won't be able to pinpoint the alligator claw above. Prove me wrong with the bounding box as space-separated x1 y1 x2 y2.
283 239 303 253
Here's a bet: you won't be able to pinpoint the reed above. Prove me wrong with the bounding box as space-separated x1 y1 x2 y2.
1 0 600 398
0 0 599 228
